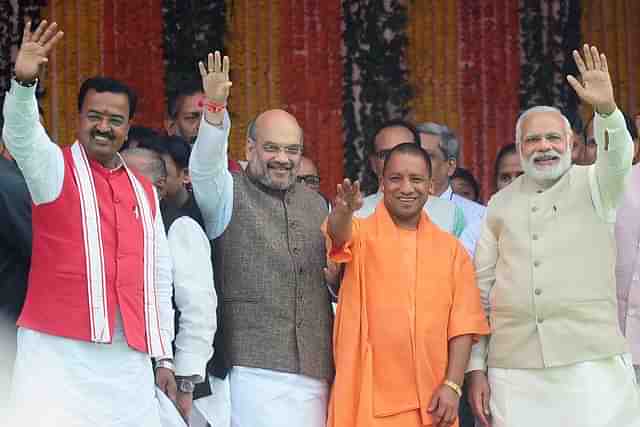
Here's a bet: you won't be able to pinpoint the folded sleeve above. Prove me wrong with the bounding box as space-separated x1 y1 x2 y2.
447 242 490 341
321 217 361 264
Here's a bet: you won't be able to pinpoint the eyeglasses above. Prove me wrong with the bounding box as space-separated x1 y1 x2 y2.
297 175 321 186
375 149 392 160
262 143 303 156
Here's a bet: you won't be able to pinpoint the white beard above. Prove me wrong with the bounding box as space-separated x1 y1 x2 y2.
521 148 572 186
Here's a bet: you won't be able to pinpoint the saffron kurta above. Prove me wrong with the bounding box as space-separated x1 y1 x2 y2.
325 202 489 427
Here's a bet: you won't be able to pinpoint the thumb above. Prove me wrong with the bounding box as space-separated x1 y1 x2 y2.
566 75 586 98
427 394 439 412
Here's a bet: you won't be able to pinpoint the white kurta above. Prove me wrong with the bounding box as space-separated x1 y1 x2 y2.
7 315 161 427
488 354 640 427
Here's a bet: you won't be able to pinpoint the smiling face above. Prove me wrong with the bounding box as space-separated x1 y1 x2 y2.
246 110 303 190
77 89 131 167
518 111 572 186
381 151 431 229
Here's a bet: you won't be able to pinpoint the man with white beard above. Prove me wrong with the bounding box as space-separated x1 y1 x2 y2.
466 44 640 427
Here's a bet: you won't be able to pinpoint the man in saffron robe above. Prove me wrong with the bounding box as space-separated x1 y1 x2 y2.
325 143 489 427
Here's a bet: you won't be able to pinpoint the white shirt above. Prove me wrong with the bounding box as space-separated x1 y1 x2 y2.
440 185 486 254
167 216 217 381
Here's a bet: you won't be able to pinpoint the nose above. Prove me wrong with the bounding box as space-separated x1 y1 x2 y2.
95 117 111 132
399 178 413 193
274 149 289 163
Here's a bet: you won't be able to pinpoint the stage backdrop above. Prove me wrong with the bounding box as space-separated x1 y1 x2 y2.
0 0 638 200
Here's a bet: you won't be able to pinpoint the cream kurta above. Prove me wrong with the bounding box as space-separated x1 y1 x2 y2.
469 109 640 426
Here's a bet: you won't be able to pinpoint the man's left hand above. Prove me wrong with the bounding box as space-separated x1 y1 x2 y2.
155 367 177 403
427 384 459 427
567 44 616 115
176 391 193 423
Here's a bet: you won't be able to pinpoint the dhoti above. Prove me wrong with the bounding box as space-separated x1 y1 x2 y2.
7 318 162 427
228 366 328 427
488 354 640 427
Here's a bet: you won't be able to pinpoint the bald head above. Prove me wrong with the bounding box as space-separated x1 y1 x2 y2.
121 148 167 196
246 109 304 190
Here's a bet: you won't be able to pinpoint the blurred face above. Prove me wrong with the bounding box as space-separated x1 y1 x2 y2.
451 177 477 201
370 126 415 180
161 154 187 201
419 133 456 196
381 152 431 229
122 155 168 199
246 115 303 190
78 89 131 167
495 152 523 192
519 111 572 186
297 157 321 191
167 92 204 143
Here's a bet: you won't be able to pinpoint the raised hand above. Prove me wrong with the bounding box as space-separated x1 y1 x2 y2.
198 51 232 105
14 20 64 83
334 179 363 214
567 44 616 115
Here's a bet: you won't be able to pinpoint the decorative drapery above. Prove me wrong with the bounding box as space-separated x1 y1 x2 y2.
342 0 412 195
408 0 460 135
162 0 225 99
103 0 166 130
224 0 283 161
280 0 343 198
581 0 640 119
42 0 101 145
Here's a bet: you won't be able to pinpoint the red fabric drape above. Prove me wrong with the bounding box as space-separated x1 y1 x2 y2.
459 0 520 202
103 0 166 130
280 0 343 199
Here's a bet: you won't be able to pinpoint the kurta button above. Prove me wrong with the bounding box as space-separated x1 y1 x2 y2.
537 317 544 324
290 222 297 229
531 206 538 213
534 261 540 267
534 288 542 296
532 234 539 240
293 248 300 255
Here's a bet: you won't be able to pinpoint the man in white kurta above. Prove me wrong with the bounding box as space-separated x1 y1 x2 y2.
466 45 640 427
2 22 174 427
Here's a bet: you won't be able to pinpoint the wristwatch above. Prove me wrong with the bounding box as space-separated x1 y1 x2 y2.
176 378 195 393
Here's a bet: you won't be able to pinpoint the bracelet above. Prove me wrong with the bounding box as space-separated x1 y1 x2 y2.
204 100 226 114
12 75 37 88
443 380 462 398
155 358 175 372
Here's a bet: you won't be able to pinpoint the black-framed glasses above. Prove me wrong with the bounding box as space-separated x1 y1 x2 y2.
297 175 321 186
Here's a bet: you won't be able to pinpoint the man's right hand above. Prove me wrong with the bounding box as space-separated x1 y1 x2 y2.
14 20 63 83
198 51 232 126
334 179 363 214
467 370 492 427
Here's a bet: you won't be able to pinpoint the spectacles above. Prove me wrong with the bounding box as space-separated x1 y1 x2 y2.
297 175 321 186
375 149 392 160
262 143 303 156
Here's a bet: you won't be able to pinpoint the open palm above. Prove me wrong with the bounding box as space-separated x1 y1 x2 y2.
14 20 63 82
567 44 615 114
198 51 232 105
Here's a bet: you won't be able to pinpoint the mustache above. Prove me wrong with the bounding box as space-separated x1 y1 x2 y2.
91 129 115 140
531 149 561 160
267 160 294 170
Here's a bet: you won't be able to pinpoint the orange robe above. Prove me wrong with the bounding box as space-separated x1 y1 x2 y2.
325 202 489 427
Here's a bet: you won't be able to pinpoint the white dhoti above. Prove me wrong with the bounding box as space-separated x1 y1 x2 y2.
488 354 640 427
225 366 328 427
8 320 162 427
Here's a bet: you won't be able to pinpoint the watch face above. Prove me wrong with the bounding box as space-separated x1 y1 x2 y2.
177 379 195 393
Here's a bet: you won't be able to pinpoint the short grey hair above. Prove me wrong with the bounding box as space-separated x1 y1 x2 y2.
515 106 572 145
415 122 459 161
121 147 167 184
